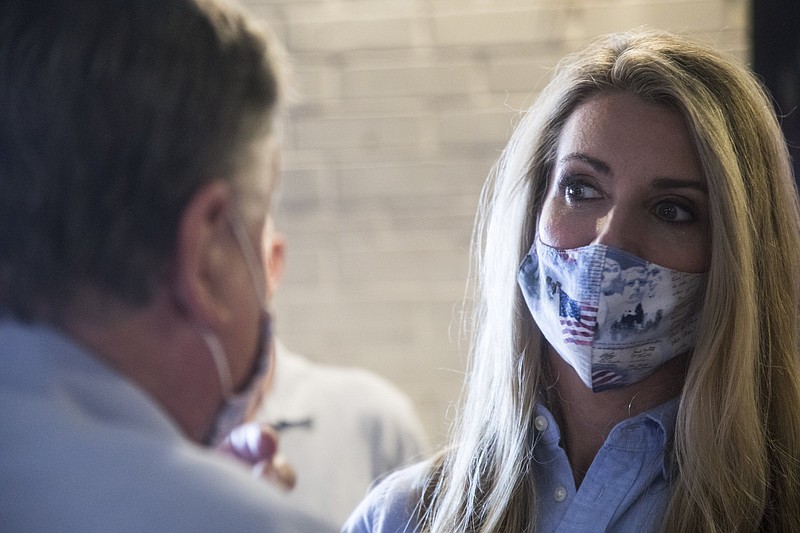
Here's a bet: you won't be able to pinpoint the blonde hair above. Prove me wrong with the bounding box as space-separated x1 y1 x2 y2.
418 30 800 532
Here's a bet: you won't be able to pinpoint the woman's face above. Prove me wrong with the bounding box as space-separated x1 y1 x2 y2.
538 92 710 273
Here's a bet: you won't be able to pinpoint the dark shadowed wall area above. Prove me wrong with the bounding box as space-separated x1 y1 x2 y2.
752 0 800 183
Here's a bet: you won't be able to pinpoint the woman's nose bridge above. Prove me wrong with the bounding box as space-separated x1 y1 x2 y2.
594 207 638 252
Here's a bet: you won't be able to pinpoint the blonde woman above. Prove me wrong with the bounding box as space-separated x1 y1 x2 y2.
344 30 800 532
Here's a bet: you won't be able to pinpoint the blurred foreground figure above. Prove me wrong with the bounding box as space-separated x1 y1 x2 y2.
0 0 331 531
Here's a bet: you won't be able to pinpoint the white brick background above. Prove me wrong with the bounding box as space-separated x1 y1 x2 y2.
241 0 750 448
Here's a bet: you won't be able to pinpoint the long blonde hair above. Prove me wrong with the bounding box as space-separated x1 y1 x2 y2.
418 30 800 532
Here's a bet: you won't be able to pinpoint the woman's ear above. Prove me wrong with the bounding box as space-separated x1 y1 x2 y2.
172 181 236 328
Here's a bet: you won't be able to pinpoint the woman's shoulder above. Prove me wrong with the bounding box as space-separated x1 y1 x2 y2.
342 460 431 533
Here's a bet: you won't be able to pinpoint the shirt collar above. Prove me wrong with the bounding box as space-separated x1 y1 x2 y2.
641 396 679 479
534 396 680 479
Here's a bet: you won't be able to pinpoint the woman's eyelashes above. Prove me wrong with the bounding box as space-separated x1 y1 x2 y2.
555 171 705 228
558 175 602 203
652 199 697 224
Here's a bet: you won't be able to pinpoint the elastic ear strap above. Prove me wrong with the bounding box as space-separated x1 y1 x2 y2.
199 329 234 399
229 214 268 307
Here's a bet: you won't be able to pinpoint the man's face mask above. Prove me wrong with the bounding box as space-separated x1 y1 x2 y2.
203 213 273 444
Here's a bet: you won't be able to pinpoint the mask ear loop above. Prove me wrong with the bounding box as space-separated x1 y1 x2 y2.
198 213 269 405
200 328 234 399
226 211 273 395
228 213 268 308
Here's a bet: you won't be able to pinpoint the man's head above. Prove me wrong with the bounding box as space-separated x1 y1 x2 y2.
0 0 282 323
0 0 285 443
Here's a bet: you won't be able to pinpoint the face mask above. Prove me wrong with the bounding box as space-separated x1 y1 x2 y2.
203 213 273 444
517 237 706 392
204 313 271 444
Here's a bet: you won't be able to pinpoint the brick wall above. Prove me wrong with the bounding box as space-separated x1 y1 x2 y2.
241 0 750 447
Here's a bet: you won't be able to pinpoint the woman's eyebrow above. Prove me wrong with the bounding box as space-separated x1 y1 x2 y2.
651 176 708 193
561 153 708 193
560 153 611 175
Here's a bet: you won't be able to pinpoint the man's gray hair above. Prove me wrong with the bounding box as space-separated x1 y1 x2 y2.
0 0 282 321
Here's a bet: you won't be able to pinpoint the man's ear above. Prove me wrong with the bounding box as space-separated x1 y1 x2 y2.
265 233 286 298
172 181 235 328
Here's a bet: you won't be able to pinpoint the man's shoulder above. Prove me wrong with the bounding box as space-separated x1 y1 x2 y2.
0 324 333 532
135 442 335 532
1 395 332 532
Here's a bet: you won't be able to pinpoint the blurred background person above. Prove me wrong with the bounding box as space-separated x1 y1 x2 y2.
217 217 430 529
0 0 331 530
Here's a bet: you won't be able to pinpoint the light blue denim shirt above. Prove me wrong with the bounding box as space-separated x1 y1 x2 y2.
0 320 333 532
342 398 678 532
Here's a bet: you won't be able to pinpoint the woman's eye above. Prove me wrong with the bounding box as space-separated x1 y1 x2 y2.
654 201 695 222
564 182 600 201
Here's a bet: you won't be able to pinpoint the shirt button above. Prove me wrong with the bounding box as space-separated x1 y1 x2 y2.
554 486 568 502
534 415 548 431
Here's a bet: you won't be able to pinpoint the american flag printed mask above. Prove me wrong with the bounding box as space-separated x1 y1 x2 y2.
517 238 706 392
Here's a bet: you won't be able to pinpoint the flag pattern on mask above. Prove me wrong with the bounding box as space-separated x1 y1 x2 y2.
592 368 625 390
558 288 597 346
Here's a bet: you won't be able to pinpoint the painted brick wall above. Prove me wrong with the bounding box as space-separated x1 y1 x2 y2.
241 0 749 447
